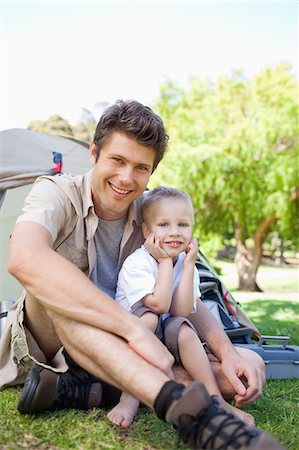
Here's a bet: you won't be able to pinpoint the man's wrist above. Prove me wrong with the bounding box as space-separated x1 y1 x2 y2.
206 330 239 361
216 341 239 362
124 313 148 342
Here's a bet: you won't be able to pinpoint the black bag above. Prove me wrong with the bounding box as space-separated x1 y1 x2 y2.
196 251 259 344
196 251 299 379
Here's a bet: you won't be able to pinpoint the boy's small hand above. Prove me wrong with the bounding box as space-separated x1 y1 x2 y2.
144 233 172 263
184 238 198 265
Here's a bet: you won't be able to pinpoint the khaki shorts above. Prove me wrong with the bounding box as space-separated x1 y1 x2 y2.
0 293 68 389
131 301 198 365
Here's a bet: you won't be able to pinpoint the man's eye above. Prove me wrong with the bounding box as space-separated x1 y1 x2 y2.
137 166 149 172
112 157 123 163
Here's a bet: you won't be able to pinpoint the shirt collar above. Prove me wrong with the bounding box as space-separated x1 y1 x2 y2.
81 170 95 218
82 169 144 227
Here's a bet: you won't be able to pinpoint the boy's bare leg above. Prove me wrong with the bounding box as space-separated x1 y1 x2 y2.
108 312 159 428
173 346 265 400
178 324 255 425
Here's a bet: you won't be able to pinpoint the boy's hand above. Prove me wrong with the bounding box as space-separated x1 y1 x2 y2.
184 238 198 265
144 233 172 263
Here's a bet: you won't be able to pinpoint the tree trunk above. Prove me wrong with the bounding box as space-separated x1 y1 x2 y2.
234 213 276 291
234 239 262 291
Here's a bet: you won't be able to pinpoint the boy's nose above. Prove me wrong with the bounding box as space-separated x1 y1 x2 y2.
169 227 180 236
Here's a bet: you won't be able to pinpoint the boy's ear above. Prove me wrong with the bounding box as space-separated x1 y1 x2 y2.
142 223 149 239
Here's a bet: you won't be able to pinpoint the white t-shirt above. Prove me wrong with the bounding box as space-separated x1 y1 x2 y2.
115 245 200 318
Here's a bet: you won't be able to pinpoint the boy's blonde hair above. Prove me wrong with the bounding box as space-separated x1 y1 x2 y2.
142 186 194 223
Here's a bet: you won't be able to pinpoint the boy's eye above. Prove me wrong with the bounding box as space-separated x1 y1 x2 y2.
179 223 189 227
158 223 168 227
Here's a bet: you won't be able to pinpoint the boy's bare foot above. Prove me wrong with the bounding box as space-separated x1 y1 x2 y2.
221 399 255 426
107 394 140 429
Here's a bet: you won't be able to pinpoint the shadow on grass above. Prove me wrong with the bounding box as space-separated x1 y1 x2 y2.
241 300 299 345
0 387 183 450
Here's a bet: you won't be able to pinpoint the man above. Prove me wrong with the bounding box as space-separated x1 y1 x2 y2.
0 100 283 450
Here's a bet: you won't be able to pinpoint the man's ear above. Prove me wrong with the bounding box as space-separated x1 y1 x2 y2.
89 142 97 165
142 223 149 239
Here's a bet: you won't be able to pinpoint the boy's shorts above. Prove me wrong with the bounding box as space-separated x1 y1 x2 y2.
131 301 198 365
0 293 69 389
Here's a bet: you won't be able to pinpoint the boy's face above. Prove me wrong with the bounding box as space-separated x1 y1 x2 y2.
90 132 155 220
142 198 194 258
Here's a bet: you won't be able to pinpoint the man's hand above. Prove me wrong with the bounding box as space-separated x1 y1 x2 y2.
144 233 172 263
127 317 175 380
220 352 266 405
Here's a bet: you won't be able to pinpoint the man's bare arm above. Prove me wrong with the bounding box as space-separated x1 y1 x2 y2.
8 221 174 377
189 299 265 404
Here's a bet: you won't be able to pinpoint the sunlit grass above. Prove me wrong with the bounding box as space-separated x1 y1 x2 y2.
218 260 298 293
238 299 299 345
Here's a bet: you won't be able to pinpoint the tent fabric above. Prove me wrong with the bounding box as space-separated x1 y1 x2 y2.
0 128 90 190
0 128 92 304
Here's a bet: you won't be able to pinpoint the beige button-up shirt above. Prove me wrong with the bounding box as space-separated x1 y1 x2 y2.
17 170 145 278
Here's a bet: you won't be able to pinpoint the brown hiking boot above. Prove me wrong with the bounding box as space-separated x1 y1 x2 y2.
18 364 103 414
166 381 285 450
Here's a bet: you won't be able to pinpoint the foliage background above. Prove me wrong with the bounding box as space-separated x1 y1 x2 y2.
28 64 298 290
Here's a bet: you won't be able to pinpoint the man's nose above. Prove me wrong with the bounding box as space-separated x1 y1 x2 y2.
118 166 133 184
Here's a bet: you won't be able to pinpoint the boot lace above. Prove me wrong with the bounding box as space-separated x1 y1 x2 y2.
177 396 261 450
54 369 92 409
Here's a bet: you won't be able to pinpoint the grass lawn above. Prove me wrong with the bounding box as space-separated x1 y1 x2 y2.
0 261 298 449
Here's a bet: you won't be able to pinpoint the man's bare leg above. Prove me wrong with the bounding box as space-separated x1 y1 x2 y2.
23 297 169 409
107 312 159 428
46 310 169 408
24 294 62 360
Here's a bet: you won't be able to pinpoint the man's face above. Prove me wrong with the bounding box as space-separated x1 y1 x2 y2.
142 198 194 258
90 132 155 220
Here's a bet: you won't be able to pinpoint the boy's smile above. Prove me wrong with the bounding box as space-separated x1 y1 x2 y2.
142 198 194 258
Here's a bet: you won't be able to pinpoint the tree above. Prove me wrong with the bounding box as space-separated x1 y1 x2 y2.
28 114 74 137
27 103 111 144
151 64 298 291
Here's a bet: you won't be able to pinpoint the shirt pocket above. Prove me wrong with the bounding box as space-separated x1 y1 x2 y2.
56 240 89 273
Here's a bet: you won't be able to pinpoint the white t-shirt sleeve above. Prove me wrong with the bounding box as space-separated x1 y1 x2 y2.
192 265 201 311
116 249 157 309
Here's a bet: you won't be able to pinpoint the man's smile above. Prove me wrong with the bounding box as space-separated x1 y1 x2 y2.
109 182 133 196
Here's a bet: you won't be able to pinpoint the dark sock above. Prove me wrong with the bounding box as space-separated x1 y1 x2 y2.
154 380 185 421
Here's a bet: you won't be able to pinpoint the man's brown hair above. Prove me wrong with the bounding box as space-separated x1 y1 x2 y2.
93 100 168 172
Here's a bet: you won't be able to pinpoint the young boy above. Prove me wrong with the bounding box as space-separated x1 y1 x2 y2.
108 186 254 429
